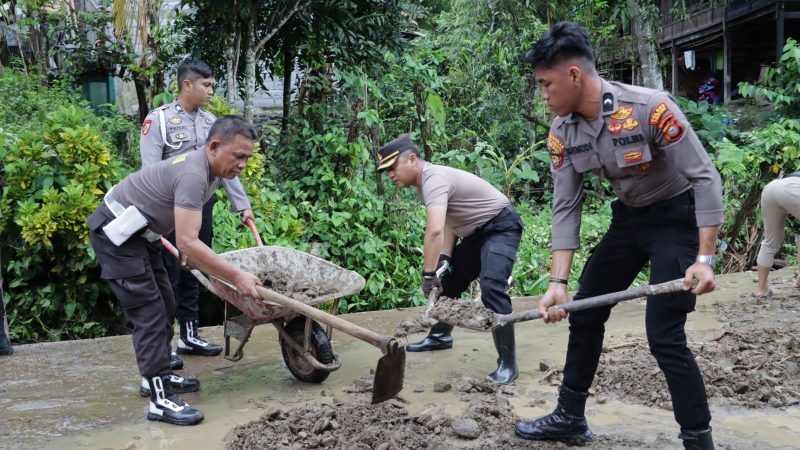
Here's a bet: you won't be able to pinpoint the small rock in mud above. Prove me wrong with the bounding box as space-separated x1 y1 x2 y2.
320 390 334 397
434 382 452 392
768 397 784 408
495 394 510 408
539 359 556 371
733 383 749 394
413 386 425 393
452 418 481 439
394 315 436 338
427 296 496 331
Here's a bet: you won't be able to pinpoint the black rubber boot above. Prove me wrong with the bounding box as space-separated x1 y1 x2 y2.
145 373 204 426
679 427 714 450
140 371 200 397
169 347 184 370
0 307 12 356
515 385 594 444
488 323 517 384
407 322 454 352
177 320 222 356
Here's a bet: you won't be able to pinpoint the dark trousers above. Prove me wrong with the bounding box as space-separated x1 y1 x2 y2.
442 206 524 315
162 196 215 323
87 204 174 378
562 190 711 430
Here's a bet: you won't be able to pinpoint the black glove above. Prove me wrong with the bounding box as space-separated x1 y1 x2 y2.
422 272 442 298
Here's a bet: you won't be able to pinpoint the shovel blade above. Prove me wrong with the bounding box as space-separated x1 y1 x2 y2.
371 347 406 404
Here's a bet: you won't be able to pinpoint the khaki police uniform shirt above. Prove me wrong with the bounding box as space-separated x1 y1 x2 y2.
111 150 220 235
139 101 250 212
416 162 510 238
548 79 724 250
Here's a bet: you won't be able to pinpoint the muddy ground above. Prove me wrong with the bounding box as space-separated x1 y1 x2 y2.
227 271 800 450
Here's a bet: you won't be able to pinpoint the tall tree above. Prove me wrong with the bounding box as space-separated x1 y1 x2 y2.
625 0 663 89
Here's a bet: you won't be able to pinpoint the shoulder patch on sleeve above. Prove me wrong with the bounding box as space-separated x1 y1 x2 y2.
548 133 566 169
649 102 669 125
141 119 152 135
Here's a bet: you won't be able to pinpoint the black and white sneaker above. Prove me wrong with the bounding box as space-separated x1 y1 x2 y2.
145 374 204 426
140 372 200 397
177 320 222 356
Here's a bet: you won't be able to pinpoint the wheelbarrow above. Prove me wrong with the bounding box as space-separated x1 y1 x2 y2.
160 220 405 404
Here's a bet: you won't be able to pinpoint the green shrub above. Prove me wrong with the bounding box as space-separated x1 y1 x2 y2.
0 70 138 341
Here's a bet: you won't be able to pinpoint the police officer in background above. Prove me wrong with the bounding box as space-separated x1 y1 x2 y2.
513 23 722 450
140 59 254 364
377 135 524 385
87 116 262 425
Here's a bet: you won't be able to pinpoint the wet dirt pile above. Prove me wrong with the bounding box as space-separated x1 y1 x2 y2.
225 383 660 449
540 276 800 410
394 314 436 338
427 297 496 331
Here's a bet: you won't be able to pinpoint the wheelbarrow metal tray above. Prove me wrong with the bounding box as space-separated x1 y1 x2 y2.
209 246 365 321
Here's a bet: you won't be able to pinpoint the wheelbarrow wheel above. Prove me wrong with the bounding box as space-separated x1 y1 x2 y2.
280 317 334 384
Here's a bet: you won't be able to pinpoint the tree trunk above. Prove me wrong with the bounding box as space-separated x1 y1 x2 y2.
627 0 663 90
280 41 293 147
243 15 257 123
133 76 149 123
413 84 433 160
370 123 384 196
224 30 237 105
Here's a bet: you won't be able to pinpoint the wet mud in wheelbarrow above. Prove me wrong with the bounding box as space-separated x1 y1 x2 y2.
206 245 405 403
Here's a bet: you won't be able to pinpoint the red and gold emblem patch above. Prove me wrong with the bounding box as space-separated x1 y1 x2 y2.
636 162 653 172
662 117 684 142
551 153 564 169
547 133 566 169
622 117 639 131
611 106 633 120
141 119 152 135
649 103 669 125
608 120 623 134
548 133 566 154
623 149 644 164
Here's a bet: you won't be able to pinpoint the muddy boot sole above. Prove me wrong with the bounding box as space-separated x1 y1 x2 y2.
514 428 594 445
146 412 204 426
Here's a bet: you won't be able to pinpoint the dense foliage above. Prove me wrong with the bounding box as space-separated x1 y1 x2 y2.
0 71 138 340
1 2 798 342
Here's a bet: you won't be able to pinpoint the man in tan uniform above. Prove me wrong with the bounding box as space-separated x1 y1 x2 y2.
87 116 262 425
755 174 800 296
514 23 722 450
376 135 524 384
140 59 254 362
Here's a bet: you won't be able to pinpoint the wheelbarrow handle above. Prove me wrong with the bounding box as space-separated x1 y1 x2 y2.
256 285 400 356
245 218 264 247
159 236 213 291
496 278 691 327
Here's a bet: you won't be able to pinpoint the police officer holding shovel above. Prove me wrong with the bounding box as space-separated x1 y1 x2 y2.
140 59 254 365
87 116 261 425
514 23 722 450
376 134 524 385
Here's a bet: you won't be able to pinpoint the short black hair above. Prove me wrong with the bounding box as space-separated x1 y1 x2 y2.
207 115 258 144
177 59 213 91
524 22 594 70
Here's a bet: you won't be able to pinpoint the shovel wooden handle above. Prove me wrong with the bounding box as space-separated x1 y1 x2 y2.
256 286 399 356
496 278 690 327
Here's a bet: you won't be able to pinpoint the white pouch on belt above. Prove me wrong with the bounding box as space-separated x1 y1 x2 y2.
102 205 149 246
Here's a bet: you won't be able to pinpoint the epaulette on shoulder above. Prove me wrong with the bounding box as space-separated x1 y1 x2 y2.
615 82 657 105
